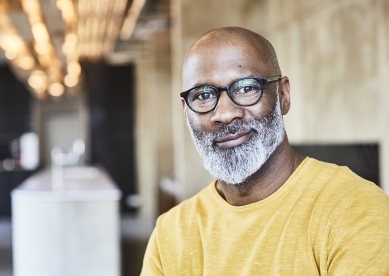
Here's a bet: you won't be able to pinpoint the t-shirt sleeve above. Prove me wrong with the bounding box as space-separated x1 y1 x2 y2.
140 228 164 276
327 185 389 275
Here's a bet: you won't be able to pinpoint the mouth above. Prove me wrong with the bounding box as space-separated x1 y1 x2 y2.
214 129 254 149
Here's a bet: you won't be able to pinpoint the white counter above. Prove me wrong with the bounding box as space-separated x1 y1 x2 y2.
11 166 122 276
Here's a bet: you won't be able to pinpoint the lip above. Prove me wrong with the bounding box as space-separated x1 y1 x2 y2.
215 130 254 149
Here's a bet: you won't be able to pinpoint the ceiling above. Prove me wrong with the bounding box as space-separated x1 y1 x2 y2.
0 0 169 99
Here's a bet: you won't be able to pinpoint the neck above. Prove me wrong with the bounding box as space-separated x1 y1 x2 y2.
216 135 304 206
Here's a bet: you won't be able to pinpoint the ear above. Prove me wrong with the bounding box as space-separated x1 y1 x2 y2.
181 98 190 126
181 98 186 110
279 76 291 115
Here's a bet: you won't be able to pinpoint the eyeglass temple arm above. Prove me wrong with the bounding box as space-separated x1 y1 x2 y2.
266 76 282 83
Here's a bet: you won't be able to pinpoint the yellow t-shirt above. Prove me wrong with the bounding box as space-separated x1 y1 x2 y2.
141 158 389 275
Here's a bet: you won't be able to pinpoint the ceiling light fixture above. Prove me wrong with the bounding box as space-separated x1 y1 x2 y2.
120 0 146 40
0 0 151 99
64 74 79 87
28 70 48 93
48 82 65 97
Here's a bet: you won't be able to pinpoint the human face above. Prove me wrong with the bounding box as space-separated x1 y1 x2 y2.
187 86 285 184
182 44 286 184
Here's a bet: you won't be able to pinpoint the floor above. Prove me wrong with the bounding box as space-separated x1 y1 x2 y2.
0 216 150 276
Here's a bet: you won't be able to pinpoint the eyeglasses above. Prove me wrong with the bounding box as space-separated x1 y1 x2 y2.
180 76 281 114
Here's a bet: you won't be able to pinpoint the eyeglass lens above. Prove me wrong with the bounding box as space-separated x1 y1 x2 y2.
187 78 264 113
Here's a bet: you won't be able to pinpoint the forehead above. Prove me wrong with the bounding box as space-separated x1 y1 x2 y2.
182 44 269 90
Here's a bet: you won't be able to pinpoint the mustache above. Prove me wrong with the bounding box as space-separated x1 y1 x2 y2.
215 120 258 139
193 119 262 145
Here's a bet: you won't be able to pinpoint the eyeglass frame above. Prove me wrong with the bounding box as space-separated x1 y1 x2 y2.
180 76 282 114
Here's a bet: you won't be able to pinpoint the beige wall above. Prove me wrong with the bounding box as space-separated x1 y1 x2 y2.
135 0 389 223
135 30 174 224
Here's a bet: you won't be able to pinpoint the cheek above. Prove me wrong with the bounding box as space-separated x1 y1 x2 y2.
244 103 270 121
248 92 278 118
185 111 211 131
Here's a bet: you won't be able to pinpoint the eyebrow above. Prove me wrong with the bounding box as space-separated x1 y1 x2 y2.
190 82 210 88
189 75 257 89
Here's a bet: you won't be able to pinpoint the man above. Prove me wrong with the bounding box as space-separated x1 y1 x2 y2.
141 27 389 275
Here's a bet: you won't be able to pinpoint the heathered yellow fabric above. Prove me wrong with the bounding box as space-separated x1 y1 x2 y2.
141 158 389 275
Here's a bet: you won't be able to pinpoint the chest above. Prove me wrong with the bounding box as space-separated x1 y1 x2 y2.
160 206 326 275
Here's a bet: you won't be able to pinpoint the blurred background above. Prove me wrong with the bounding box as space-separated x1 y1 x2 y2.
0 0 388 275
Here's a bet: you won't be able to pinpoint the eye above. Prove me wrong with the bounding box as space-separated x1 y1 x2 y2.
190 86 217 102
239 86 257 93
197 91 216 100
232 79 262 95
235 85 261 95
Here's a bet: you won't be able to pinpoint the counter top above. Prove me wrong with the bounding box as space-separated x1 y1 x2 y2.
11 166 122 202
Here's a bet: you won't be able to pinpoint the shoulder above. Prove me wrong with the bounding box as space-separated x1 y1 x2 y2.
297 158 389 231
320 164 389 273
301 158 385 199
299 159 389 273
305 158 389 239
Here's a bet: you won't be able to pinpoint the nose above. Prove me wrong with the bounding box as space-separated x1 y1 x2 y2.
210 91 245 124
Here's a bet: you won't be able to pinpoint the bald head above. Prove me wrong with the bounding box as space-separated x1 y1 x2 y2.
183 27 281 85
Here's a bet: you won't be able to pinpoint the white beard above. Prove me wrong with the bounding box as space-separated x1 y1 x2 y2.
187 91 285 185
